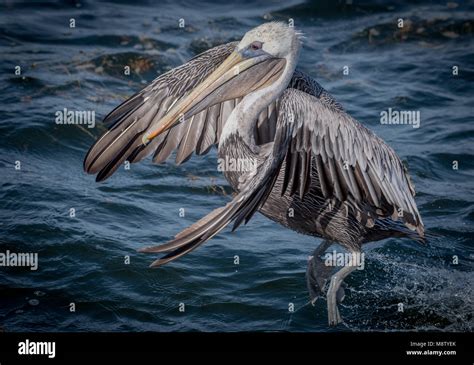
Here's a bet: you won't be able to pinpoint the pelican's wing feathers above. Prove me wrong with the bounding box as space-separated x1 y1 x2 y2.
84 41 240 181
276 88 424 236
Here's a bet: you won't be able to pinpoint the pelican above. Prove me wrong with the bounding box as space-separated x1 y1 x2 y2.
84 22 425 325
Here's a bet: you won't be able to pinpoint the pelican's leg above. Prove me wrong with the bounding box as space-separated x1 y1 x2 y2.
326 250 359 326
306 240 333 305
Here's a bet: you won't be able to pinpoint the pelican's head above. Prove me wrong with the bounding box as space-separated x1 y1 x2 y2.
142 22 301 145
237 22 302 60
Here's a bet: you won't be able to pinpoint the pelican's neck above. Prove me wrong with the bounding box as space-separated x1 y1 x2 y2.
219 51 299 149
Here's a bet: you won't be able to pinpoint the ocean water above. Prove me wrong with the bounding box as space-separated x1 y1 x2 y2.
0 0 473 332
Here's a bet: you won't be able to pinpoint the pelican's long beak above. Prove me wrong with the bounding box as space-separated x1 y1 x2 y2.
141 50 285 145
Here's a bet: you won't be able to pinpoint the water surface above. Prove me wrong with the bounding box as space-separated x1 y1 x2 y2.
0 0 473 332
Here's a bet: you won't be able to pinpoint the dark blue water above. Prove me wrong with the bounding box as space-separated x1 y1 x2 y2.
0 0 473 332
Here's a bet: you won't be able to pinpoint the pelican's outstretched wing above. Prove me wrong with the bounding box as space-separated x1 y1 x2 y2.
83 39 336 182
277 88 424 237
84 41 243 181
138 131 290 267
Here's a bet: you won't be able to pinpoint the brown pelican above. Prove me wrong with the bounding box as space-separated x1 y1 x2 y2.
84 22 425 325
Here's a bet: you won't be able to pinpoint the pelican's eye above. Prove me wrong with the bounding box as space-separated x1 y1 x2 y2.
249 41 263 51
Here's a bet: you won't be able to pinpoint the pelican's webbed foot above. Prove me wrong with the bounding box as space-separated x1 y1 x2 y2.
326 255 359 326
306 240 346 305
307 241 360 326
